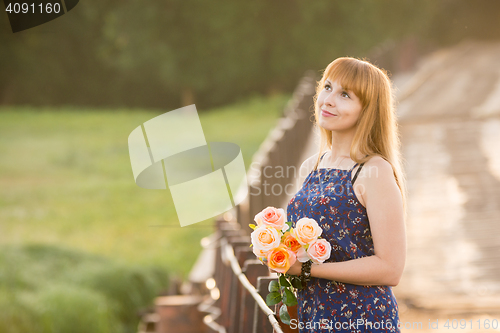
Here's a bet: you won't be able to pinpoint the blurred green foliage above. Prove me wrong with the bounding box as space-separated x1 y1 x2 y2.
0 243 168 333
2 0 498 110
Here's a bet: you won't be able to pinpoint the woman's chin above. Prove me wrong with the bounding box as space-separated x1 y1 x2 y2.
318 120 357 133
318 121 335 132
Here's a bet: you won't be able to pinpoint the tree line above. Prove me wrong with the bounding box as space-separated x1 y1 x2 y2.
1 0 499 110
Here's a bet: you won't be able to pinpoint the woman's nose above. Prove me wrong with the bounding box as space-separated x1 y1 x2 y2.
324 93 335 106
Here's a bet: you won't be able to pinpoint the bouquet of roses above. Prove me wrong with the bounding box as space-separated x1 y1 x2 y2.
249 206 331 325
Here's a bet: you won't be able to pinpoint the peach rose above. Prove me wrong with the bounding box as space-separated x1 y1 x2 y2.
254 207 287 232
292 217 322 245
251 226 281 258
307 239 331 264
267 244 297 274
282 232 301 253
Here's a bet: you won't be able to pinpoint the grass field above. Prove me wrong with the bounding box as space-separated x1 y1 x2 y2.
0 94 290 332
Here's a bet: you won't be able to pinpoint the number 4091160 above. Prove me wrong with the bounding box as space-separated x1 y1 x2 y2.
443 319 499 329
5 2 62 14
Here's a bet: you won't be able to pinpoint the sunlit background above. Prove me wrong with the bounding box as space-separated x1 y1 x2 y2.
1 1 500 332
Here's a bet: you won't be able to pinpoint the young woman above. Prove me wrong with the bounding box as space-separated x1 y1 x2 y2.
285 57 407 332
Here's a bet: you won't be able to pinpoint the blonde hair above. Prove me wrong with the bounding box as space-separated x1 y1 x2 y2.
313 57 407 213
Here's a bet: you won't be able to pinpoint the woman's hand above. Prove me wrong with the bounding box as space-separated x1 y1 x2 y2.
285 260 303 276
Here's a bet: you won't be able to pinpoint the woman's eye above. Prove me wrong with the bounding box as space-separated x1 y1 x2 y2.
324 84 331 90
341 91 350 98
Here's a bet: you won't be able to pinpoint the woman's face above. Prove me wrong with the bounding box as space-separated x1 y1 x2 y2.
317 79 363 133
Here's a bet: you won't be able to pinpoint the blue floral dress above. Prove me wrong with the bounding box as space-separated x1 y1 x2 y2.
287 160 400 333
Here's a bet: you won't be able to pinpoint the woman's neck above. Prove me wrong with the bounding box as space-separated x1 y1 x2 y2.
329 130 355 161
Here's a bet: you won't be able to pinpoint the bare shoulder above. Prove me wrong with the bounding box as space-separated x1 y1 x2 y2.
301 153 319 167
353 155 397 208
362 155 394 180
300 152 321 173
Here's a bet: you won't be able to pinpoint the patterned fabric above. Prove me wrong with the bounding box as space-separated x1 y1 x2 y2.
287 162 400 332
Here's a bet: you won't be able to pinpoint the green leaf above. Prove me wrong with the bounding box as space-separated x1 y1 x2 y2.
279 304 291 325
291 277 302 289
249 224 257 230
282 288 298 306
285 221 293 231
266 291 282 306
279 275 291 287
268 280 279 293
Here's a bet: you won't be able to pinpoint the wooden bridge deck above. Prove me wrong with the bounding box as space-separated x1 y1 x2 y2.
395 41 500 307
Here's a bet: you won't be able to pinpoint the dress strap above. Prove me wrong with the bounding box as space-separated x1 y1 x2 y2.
320 152 327 161
351 163 365 185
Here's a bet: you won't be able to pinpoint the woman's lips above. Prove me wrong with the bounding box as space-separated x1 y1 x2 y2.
321 109 336 117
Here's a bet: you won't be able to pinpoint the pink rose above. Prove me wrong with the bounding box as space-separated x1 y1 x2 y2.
292 217 322 245
251 226 281 259
307 239 331 264
254 207 287 232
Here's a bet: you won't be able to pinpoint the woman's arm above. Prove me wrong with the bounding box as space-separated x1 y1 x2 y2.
287 156 406 286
